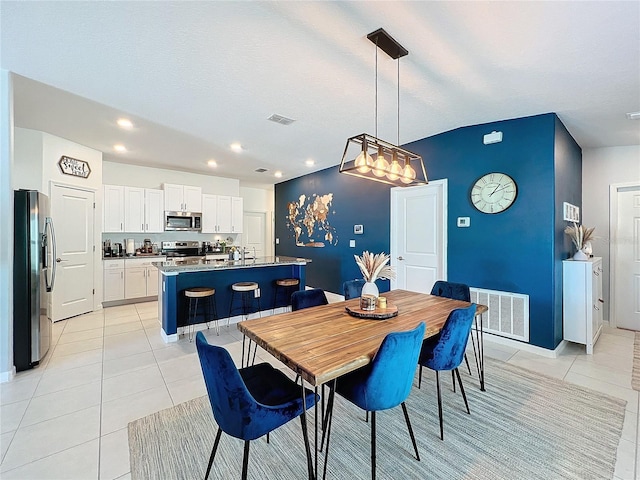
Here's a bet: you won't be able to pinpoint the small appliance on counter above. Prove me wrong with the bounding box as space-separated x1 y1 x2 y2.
161 240 203 260
103 239 112 257
113 243 123 257
125 238 135 256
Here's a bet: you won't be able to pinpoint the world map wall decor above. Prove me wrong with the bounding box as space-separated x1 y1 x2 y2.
286 193 338 247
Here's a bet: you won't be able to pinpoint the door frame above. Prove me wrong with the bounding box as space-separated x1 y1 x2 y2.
609 181 640 328
390 179 448 289
243 210 269 257
49 181 100 315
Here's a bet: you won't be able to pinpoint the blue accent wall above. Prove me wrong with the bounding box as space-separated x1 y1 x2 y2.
274 113 582 350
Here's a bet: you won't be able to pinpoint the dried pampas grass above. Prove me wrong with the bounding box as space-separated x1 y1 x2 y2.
354 251 396 282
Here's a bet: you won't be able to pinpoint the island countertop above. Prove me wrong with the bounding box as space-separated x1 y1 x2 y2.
153 255 309 273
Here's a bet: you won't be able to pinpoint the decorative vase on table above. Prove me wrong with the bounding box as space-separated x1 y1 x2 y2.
361 281 379 299
573 249 589 261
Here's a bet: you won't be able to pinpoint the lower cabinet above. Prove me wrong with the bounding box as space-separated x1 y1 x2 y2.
103 257 165 303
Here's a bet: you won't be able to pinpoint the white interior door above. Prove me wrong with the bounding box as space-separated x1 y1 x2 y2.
243 211 266 258
390 180 447 293
613 185 640 330
51 184 95 321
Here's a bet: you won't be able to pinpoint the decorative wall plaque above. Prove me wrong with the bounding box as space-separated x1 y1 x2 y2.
58 156 91 178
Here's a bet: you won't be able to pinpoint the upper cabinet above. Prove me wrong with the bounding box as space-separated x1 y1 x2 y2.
202 194 243 234
103 185 164 233
163 183 202 212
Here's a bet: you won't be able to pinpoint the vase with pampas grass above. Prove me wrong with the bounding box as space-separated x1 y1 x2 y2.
564 223 595 261
354 251 396 298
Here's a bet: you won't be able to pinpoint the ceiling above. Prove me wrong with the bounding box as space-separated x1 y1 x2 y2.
2 1 639 185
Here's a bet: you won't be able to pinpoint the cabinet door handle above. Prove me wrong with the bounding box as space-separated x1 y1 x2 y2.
599 299 604 303
142 223 144 231
594 271 599 276
594 305 600 311
121 272 123 279
121 222 123 231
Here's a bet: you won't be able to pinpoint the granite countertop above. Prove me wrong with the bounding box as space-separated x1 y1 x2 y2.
153 255 309 273
103 254 167 260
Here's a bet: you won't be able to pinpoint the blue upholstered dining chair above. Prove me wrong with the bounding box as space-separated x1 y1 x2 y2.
418 304 477 440
323 322 426 480
195 332 318 480
343 279 365 300
291 288 328 311
419 280 474 387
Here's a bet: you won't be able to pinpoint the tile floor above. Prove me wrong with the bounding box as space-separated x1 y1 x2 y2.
1 299 638 480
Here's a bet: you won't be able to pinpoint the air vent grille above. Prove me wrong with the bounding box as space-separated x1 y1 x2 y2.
255 168 268 173
268 114 295 125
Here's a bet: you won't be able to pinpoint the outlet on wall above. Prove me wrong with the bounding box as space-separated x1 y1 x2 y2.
349 240 356 248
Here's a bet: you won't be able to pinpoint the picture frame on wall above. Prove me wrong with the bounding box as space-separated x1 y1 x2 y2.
563 202 580 222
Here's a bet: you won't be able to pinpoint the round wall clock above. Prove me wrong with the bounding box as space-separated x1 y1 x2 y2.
470 172 517 214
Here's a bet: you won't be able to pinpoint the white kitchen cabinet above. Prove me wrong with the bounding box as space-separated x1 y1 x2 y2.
103 259 125 302
563 257 604 354
103 185 125 232
124 186 145 232
201 194 218 233
216 195 232 232
124 257 165 299
163 183 202 212
144 188 164 233
231 196 243 233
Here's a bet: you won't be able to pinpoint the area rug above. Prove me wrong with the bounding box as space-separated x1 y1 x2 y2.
633 332 640 391
129 358 626 480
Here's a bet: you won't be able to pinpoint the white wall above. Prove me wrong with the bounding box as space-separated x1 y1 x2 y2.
13 128 43 191
240 185 275 257
1 70 15 382
582 145 640 321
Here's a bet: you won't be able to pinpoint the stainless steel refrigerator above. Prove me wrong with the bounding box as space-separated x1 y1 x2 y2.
13 190 57 371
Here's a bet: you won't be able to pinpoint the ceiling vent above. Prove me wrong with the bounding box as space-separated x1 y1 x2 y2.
268 114 295 125
255 168 268 173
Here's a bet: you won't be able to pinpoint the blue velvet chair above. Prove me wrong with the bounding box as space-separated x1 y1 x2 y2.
343 279 365 300
195 332 318 480
420 281 475 387
322 323 426 480
418 304 477 440
291 288 328 311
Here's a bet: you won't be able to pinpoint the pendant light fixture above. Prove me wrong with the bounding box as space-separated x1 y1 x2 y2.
340 28 427 187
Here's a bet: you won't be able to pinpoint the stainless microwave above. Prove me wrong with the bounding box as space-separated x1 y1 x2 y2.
164 211 202 231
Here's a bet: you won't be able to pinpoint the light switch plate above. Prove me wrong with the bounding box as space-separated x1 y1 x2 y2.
457 217 470 227
275 238 279 244
349 240 356 248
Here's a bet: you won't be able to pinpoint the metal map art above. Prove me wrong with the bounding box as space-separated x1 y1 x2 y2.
286 193 337 247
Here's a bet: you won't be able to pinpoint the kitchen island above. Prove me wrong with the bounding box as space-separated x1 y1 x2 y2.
154 256 308 342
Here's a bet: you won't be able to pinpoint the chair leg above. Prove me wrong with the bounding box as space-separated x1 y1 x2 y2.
320 380 336 451
418 365 423 389
435 371 444 440
370 410 377 480
204 427 222 480
299 384 315 480
454 367 471 414
401 402 420 461
452 370 456 392
464 353 472 376
241 440 250 480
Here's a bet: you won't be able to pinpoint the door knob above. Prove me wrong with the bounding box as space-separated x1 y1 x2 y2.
55 258 67 263
397 256 404 261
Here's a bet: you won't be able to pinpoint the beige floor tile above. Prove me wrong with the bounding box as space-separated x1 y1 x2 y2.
621 410 638 443
99 427 130 480
507 350 577 380
569 358 632 389
62 315 105 334
142 318 160 329
103 351 157 379
103 330 151 361
102 365 165 403
603 324 636 338
57 327 104 345
44 348 103 373
0 400 28 434
104 320 144 336
51 336 104 358
104 313 142 328
0 438 99 480
0 431 14 464
34 363 103 397
166 373 206 405
144 327 173 351
151 340 197 363
21 381 101 428
564 371 638 412
101 385 172 435
157 353 201 384
0 405 100 472
0 377 40 405
114 473 131 480
103 305 138 319
574 349 633 373
614 437 636 480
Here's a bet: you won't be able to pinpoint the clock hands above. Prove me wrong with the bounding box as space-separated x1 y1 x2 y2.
489 183 512 197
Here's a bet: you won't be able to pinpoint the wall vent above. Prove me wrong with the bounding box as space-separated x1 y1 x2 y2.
255 168 268 173
470 287 529 342
268 114 295 125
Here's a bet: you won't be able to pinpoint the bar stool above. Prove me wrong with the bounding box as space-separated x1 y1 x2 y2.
184 287 218 342
272 278 300 313
229 281 262 367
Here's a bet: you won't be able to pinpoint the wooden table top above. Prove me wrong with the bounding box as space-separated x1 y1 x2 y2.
237 289 487 386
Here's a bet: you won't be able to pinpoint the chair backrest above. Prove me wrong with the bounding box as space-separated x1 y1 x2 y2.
195 332 260 439
291 288 328 311
343 279 365 300
424 304 477 371
361 322 426 411
431 280 470 302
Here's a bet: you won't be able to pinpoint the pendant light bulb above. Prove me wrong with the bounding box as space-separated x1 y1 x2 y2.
355 141 374 173
387 151 403 181
372 146 389 177
401 155 416 184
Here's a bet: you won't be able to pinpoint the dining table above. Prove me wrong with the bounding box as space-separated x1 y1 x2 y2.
237 289 488 479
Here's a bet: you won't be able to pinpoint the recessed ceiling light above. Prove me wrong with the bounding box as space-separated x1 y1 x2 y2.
274 171 283 178
230 142 243 153
207 160 217 167
117 118 133 128
114 144 127 152
626 111 640 120
305 159 315 167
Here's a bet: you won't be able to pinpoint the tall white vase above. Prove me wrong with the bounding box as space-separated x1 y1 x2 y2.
361 281 379 298
573 249 588 261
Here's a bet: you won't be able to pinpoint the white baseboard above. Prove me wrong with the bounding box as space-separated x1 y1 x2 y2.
0 367 16 383
483 332 569 358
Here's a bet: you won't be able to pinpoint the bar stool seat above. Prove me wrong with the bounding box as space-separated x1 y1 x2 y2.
232 281 259 292
273 278 300 313
184 287 218 341
229 281 262 368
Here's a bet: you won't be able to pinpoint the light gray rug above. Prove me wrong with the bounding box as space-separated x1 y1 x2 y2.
129 358 626 480
633 333 640 391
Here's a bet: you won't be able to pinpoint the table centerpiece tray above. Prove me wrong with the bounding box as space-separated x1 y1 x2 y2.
345 304 398 320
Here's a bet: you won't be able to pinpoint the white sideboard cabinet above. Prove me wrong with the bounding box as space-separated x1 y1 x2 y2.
563 257 604 354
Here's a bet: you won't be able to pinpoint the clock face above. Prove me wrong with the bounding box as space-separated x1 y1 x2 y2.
470 172 517 214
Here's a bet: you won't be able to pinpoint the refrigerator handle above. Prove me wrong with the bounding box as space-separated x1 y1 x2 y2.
45 217 57 292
